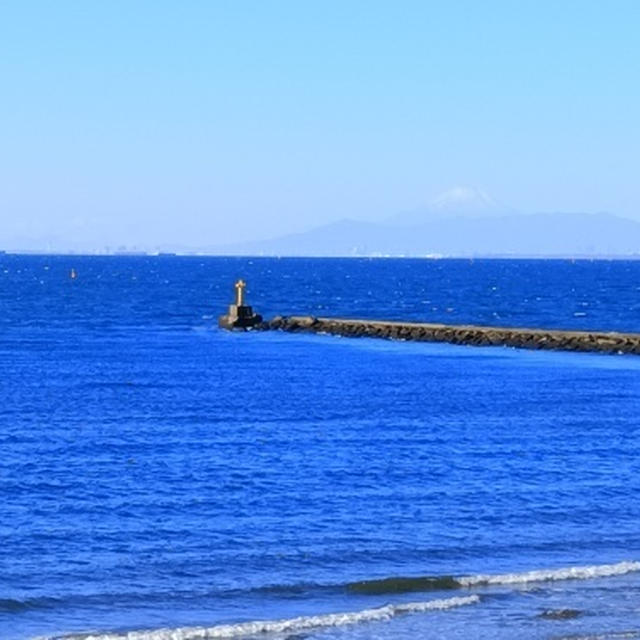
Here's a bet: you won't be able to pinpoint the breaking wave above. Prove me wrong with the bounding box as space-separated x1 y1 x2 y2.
47 595 480 640
458 560 640 588
348 560 640 594
36 561 640 639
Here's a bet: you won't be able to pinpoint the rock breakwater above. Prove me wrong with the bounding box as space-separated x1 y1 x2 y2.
264 316 640 355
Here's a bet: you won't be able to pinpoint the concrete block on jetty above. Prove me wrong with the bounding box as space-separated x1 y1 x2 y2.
264 315 640 355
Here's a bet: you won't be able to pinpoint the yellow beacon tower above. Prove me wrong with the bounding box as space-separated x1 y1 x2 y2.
218 279 263 330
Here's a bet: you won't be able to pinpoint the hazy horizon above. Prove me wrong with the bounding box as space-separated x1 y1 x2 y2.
1 2 639 252
3 186 640 256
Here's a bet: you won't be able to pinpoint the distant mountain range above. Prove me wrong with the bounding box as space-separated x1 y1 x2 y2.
4 188 640 257
214 188 640 257
212 212 640 257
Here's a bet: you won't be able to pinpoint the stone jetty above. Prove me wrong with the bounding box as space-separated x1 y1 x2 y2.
263 315 640 355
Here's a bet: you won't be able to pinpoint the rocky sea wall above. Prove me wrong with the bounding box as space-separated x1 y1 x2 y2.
263 316 640 355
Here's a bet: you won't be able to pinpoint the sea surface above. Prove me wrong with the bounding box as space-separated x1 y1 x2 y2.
2 256 640 640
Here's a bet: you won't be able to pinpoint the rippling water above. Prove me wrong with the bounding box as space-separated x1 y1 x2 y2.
1 256 640 640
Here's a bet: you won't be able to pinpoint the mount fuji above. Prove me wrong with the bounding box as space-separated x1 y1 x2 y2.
212 187 640 257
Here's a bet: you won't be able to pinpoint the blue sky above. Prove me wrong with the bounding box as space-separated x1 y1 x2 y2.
1 1 639 250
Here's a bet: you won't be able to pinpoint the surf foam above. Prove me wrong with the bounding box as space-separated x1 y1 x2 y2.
49 594 480 640
349 560 640 594
43 562 640 640
458 560 640 587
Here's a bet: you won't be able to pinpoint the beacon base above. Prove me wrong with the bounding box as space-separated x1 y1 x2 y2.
218 304 263 330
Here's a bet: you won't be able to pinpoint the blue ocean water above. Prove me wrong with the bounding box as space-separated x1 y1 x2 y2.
1 256 640 640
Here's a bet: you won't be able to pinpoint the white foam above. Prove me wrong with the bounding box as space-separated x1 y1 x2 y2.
458 560 640 587
44 561 640 640
52 594 480 640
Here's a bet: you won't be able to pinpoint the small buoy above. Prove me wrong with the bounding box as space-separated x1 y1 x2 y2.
70 268 77 279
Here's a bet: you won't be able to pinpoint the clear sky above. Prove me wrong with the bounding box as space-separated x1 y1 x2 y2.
1 1 639 250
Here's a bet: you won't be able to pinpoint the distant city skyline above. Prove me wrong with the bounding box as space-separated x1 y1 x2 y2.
1 1 639 252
